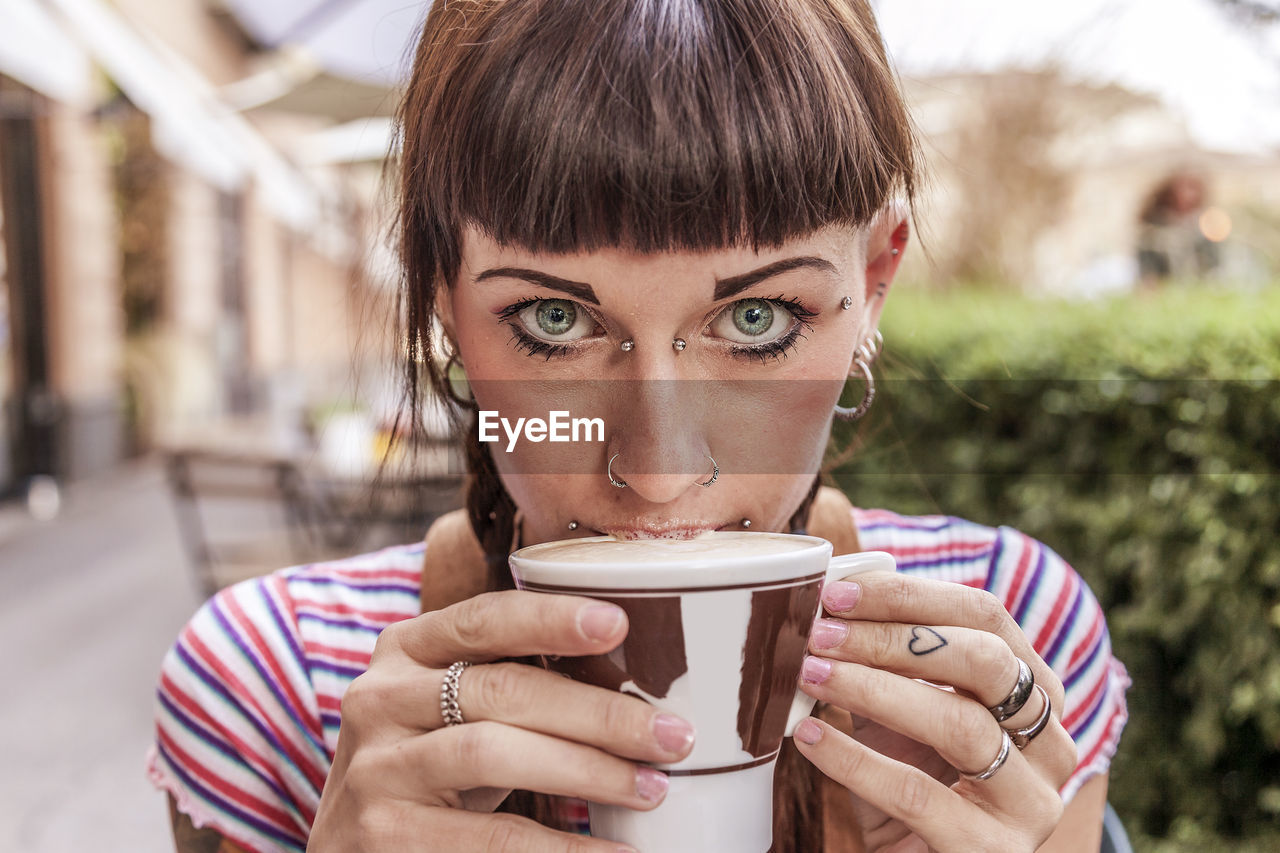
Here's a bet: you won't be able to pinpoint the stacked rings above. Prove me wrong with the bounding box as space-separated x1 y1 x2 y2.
1009 684 1053 749
440 661 472 727
986 658 1053 751
962 729 1013 781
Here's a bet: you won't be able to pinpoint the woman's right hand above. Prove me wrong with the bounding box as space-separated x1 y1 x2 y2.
308 590 696 851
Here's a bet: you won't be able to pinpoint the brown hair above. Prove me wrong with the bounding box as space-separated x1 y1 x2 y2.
394 0 918 847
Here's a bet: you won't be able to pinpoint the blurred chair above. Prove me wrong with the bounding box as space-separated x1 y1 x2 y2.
165 450 328 597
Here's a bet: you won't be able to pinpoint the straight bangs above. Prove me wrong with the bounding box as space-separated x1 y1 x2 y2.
398 0 918 282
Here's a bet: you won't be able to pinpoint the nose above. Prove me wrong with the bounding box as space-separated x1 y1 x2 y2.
607 378 712 504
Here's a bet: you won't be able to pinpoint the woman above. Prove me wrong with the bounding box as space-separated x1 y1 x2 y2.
148 1 1128 850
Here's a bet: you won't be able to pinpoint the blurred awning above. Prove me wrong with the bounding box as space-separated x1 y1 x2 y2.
41 0 323 231
0 0 93 104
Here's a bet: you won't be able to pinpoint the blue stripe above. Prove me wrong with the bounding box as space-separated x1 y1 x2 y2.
983 531 1005 593
157 743 308 851
308 659 367 679
1066 676 1109 741
174 642 318 796
1012 546 1047 625
1064 627 1106 690
157 689 298 813
894 551 993 573
289 575 419 595
210 595 329 759
1042 583 1085 669
296 612 387 634
265 578 317 691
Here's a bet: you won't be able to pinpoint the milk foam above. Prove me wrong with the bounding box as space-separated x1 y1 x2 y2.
520 531 813 564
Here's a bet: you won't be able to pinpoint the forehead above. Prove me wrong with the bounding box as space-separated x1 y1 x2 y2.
459 223 866 273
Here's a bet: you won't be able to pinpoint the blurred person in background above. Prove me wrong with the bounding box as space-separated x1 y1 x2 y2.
147 1 1128 851
1135 169 1221 286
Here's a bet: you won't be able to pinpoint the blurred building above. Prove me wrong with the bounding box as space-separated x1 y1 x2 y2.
900 70 1280 295
0 0 401 498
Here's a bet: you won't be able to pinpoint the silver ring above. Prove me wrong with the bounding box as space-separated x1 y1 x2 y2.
988 658 1035 723
1008 684 1052 749
961 729 1012 782
695 455 718 487
607 453 628 488
440 661 472 727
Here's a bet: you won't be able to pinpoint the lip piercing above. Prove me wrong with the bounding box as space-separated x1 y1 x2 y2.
567 520 579 531
841 296 853 310
673 338 687 352
608 453 628 488
695 455 719 487
891 248 900 256
620 340 635 352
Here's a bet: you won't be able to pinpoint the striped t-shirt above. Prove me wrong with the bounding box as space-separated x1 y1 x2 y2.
147 508 1130 852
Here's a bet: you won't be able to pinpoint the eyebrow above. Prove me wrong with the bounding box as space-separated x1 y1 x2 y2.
474 255 838 305
473 267 600 304
713 256 839 300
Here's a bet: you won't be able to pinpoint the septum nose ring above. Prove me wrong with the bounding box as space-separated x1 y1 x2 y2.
607 453 718 488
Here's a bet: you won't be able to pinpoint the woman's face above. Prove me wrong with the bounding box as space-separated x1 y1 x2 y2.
439 219 904 546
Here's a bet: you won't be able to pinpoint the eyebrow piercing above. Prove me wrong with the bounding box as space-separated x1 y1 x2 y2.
841 296 853 310
673 338 687 352
620 339 635 352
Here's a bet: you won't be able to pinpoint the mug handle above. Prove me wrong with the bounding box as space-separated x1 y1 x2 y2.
783 550 898 737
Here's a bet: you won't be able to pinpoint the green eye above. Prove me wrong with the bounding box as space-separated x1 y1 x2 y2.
535 300 576 336
733 300 774 336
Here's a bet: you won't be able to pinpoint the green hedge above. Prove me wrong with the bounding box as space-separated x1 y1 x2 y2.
831 285 1280 849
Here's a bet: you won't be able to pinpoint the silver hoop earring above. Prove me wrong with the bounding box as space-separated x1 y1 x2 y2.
695 455 719 487
833 331 883 422
607 453 628 488
444 352 474 407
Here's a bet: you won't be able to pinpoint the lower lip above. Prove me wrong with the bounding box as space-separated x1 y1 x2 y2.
593 526 720 540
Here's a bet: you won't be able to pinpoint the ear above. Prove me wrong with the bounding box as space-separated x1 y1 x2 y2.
860 201 910 337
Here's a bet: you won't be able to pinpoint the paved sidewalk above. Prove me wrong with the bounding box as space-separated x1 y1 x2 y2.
0 459 206 852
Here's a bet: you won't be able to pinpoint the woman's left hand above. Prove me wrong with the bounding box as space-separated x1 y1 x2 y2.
793 571 1078 853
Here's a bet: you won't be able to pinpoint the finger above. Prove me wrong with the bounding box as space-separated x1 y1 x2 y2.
791 716 1004 852
343 662 696 763
810 619 1023 710
352 804 634 852
376 591 628 667
799 658 1048 809
378 721 671 811
1001 684 1078 788
820 575 1066 710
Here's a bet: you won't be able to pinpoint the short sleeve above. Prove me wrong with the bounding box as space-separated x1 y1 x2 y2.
984 526 1131 802
146 574 330 852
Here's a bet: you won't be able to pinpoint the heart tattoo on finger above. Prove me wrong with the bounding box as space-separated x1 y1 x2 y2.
907 626 948 656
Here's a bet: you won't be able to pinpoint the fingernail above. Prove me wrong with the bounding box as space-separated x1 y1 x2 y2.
579 604 624 641
635 766 669 802
823 581 861 613
652 713 696 755
802 655 832 684
794 718 823 745
810 618 848 650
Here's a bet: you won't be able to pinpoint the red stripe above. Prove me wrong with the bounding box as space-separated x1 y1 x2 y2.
315 566 421 582
1066 614 1105 675
184 629 328 793
1004 537 1037 619
1032 569 1077 652
1062 668 1107 730
294 598 411 624
224 594 323 743
303 640 376 665
157 727 302 834
317 693 342 712
889 540 995 559
161 672 275 783
1072 704 1126 781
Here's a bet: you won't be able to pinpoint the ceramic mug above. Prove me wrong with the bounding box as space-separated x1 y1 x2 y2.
509 531 896 852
